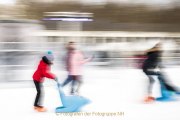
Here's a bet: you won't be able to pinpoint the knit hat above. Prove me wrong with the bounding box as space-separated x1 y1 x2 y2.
45 51 54 62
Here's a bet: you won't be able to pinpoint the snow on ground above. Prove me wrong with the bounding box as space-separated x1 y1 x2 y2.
0 67 180 120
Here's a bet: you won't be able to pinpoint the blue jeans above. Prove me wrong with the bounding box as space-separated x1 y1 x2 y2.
62 75 82 93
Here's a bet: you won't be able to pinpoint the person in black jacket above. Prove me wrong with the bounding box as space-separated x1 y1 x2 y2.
143 42 179 102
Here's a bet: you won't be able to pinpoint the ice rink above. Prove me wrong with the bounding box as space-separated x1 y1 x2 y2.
1 67 180 120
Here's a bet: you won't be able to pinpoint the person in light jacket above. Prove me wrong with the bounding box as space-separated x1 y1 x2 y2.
62 42 93 95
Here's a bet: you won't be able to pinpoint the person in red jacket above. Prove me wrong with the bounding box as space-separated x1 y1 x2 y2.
33 51 58 112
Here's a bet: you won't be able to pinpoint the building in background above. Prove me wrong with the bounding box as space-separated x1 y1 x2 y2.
0 0 180 81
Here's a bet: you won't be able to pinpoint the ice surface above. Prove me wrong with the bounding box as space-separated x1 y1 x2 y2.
1 67 180 120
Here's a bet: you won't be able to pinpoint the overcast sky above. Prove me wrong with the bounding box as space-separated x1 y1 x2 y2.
0 0 16 5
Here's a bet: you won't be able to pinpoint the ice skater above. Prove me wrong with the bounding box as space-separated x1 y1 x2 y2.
142 42 180 102
32 51 58 112
62 42 93 95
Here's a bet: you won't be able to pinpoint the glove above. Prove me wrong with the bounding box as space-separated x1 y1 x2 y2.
91 54 95 59
89 54 95 61
54 77 61 87
54 77 58 82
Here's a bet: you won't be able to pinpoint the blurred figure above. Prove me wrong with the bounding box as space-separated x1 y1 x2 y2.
62 42 93 95
134 53 147 69
32 51 58 112
142 42 180 102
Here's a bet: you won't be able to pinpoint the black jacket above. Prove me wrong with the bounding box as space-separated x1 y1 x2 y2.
143 51 161 69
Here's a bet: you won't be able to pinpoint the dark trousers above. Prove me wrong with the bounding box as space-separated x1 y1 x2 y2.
62 75 82 93
143 68 178 94
33 80 44 107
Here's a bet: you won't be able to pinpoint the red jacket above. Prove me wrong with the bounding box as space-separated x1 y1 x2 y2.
33 60 55 82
